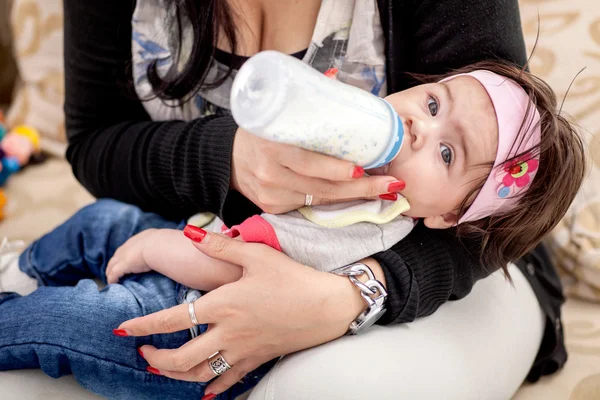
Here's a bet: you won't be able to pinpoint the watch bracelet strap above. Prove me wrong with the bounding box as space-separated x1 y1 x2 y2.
331 263 388 334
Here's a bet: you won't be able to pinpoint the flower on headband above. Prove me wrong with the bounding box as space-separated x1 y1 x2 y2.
496 153 539 198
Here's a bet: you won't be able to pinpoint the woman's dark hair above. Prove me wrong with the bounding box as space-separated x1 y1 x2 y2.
148 0 237 102
415 60 587 277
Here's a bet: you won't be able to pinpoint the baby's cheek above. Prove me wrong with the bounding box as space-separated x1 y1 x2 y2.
407 185 449 216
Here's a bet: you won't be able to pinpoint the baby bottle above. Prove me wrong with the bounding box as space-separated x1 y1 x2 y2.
230 51 404 169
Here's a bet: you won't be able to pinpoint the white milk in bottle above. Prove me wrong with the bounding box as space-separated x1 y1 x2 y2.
230 51 404 169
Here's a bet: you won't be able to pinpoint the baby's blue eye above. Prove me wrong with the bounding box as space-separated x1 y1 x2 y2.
440 144 453 166
427 96 438 116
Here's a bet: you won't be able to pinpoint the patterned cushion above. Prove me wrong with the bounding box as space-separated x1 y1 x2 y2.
6 0 66 151
519 0 600 303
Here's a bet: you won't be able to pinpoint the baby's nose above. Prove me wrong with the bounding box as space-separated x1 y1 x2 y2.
410 124 425 151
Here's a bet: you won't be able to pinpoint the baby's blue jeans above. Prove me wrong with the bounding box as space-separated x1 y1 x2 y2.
0 199 274 399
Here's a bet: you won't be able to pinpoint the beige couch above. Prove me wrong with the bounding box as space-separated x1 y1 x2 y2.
1 0 599 399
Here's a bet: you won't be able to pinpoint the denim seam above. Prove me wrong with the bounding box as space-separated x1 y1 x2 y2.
32 254 105 283
0 341 203 388
0 342 148 372
23 239 92 283
19 245 45 285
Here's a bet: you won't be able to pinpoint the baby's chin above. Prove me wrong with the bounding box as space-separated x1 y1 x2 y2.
401 204 440 220
401 208 420 218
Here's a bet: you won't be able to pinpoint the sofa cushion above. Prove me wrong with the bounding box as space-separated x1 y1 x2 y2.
519 0 600 303
6 0 66 153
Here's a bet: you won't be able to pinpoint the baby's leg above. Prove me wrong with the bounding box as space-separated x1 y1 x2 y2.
18 199 182 287
0 272 272 399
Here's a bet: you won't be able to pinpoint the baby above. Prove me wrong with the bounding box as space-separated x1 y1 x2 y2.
105 60 586 292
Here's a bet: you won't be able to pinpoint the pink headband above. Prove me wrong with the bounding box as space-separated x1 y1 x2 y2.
440 70 542 224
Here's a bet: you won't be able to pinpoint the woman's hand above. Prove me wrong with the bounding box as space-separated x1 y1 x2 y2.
115 230 371 396
231 128 404 214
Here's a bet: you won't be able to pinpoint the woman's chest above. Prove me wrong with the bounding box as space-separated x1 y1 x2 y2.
218 0 322 55
132 0 388 121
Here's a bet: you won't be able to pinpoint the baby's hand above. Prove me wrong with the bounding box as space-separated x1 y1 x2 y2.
106 229 157 284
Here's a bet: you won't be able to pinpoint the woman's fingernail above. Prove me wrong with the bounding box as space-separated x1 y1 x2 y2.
112 329 129 337
137 347 144 358
352 166 365 179
183 225 207 243
379 193 398 201
146 366 161 375
202 393 216 400
387 180 406 192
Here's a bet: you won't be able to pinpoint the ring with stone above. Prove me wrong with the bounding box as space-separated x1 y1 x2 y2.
208 351 232 376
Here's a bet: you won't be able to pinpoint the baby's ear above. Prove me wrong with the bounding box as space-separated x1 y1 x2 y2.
423 213 458 229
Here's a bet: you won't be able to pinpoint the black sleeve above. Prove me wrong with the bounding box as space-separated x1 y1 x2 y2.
64 0 238 220
373 222 490 324
373 0 528 324
384 0 528 90
411 0 527 70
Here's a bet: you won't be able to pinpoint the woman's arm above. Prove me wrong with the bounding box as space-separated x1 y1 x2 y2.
117 232 370 396
373 0 529 324
64 0 237 219
382 0 528 91
373 221 485 324
64 0 401 222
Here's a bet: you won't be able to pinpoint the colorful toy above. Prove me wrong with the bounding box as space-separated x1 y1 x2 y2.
0 113 42 187
0 111 43 220
0 157 20 186
0 189 6 220
2 125 40 165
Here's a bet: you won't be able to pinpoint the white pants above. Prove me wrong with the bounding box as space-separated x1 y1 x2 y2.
0 263 543 400
245 264 544 400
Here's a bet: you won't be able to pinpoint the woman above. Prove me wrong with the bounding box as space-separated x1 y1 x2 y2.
0 0 565 398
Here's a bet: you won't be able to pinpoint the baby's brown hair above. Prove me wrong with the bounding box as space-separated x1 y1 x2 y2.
415 60 587 276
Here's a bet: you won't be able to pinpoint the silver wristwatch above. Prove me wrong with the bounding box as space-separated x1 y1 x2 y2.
331 262 388 335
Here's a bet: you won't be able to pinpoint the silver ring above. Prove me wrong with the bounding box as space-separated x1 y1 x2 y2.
188 302 199 326
208 351 232 376
304 194 313 206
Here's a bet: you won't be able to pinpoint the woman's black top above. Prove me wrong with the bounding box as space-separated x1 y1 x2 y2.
63 0 566 380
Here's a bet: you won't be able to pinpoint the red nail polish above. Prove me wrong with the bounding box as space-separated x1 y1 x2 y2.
379 193 398 201
183 225 207 243
146 366 161 375
352 166 365 179
324 67 339 78
112 329 129 337
202 394 216 400
137 347 144 358
387 180 406 192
